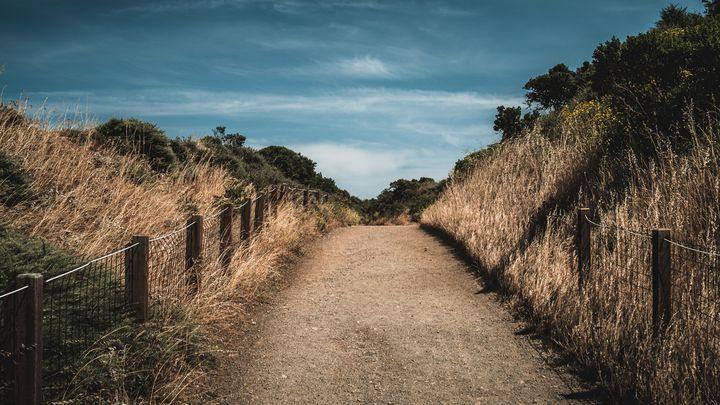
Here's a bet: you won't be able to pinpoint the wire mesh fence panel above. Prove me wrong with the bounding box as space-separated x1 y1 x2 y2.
670 238 720 344
148 230 187 316
0 288 19 400
42 250 130 398
202 214 221 265
231 207 243 251
587 223 653 334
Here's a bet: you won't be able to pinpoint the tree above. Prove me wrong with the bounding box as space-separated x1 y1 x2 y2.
493 106 523 141
590 37 623 96
656 4 702 29
259 146 317 184
588 15 720 152
212 126 246 152
523 63 579 110
704 0 719 15
365 177 443 222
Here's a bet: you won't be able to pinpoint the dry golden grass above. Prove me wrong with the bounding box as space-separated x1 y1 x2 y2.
0 107 229 256
0 108 357 402
422 116 720 403
144 201 328 403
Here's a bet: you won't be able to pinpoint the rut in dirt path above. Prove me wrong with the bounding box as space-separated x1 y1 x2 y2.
216 225 593 404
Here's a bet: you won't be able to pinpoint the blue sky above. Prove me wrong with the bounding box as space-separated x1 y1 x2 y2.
0 0 703 198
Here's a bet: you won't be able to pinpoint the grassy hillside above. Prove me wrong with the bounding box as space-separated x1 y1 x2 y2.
422 4 720 403
0 106 359 402
89 118 358 205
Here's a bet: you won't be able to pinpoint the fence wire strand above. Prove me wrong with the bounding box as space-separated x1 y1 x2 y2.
42 247 131 397
587 220 653 332
671 237 720 340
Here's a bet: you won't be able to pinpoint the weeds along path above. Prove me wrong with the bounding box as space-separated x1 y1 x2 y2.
213 225 589 404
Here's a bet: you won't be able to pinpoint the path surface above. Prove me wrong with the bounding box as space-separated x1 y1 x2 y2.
215 225 590 404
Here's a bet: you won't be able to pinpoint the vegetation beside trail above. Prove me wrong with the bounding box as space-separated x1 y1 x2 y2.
0 106 359 402
362 177 445 225
423 2 720 403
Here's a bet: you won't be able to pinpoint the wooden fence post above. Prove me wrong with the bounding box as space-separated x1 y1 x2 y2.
219 204 234 269
185 215 204 294
254 195 265 231
125 236 149 322
576 208 591 291
14 273 43 405
240 200 252 241
652 228 672 336
303 189 309 207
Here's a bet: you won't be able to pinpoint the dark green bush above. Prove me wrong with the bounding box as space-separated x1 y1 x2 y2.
259 146 316 184
590 13 720 152
95 118 178 172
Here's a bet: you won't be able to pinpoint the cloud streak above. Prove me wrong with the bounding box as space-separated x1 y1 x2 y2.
335 56 393 78
27 87 512 197
32 87 520 118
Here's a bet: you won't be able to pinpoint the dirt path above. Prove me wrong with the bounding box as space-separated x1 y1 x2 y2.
213 225 592 404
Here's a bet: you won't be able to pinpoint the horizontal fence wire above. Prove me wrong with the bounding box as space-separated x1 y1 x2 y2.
0 284 20 399
202 214 221 264
670 237 720 342
148 229 187 316
42 247 132 398
587 220 653 332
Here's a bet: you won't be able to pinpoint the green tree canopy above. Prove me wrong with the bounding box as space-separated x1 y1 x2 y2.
656 4 702 29
704 0 719 15
523 63 579 110
590 15 720 151
493 106 539 141
493 106 523 140
258 146 317 184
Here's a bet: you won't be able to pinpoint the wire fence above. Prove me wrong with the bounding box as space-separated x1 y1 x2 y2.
669 237 720 341
582 212 720 345
585 218 654 348
202 214 221 263
42 245 133 398
0 285 19 399
0 184 332 402
148 225 189 316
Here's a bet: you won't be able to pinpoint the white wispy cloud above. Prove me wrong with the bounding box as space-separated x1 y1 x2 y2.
31 88 520 118
28 87 516 196
335 56 393 78
291 142 410 177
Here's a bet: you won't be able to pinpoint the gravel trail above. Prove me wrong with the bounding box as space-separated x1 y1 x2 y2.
214 225 592 404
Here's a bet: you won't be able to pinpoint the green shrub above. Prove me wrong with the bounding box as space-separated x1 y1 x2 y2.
259 146 316 184
95 118 178 172
590 14 720 152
